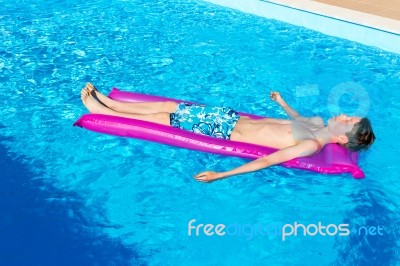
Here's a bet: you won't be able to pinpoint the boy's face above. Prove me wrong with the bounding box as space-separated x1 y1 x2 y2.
327 114 361 137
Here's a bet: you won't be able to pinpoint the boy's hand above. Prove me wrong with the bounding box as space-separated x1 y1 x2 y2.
194 171 222 182
270 91 284 105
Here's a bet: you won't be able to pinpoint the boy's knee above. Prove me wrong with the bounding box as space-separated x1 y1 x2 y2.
164 101 177 113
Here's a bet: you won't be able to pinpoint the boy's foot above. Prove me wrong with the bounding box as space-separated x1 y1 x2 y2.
85 82 117 110
81 87 112 114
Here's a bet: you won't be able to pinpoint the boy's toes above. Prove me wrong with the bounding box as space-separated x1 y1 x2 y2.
86 82 95 91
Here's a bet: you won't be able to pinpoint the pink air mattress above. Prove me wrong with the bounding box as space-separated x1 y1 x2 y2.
73 88 365 178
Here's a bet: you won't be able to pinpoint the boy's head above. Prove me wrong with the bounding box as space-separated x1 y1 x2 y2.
328 114 375 151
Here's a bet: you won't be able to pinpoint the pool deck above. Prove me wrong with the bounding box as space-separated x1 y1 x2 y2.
205 0 400 53
315 0 400 21
267 0 400 35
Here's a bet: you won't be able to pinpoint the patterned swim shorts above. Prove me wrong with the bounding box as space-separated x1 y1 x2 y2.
169 103 241 140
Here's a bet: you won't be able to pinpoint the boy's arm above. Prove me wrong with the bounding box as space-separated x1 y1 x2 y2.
279 99 301 120
270 92 301 120
271 91 324 126
194 139 320 182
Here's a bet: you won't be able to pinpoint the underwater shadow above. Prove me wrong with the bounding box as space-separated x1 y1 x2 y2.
333 181 400 265
0 133 144 266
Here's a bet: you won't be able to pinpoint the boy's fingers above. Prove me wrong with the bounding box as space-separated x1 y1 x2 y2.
195 172 208 178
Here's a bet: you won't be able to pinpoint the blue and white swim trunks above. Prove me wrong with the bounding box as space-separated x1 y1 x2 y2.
170 103 241 140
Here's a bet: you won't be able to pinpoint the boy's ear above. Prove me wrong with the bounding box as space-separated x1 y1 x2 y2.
337 135 349 144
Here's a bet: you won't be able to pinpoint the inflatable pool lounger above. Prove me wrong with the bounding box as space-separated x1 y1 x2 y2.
73 88 365 178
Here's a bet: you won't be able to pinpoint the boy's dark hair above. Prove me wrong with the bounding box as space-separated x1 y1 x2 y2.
343 118 375 151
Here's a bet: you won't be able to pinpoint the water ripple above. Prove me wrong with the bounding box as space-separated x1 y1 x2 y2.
1 0 400 264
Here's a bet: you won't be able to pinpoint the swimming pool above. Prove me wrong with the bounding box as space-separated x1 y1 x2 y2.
1 0 399 265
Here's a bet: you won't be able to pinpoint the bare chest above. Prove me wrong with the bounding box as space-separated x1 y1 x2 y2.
232 119 305 149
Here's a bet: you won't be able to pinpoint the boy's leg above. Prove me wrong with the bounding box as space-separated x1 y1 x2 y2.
81 88 171 126
86 83 177 114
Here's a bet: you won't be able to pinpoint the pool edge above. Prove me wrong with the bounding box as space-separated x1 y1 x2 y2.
203 0 400 54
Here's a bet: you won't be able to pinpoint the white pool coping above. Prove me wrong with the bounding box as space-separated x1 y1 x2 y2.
204 0 400 54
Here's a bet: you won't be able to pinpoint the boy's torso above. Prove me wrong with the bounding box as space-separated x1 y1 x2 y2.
231 116 324 149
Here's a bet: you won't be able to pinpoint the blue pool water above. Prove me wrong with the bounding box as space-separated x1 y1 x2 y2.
1 0 400 265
